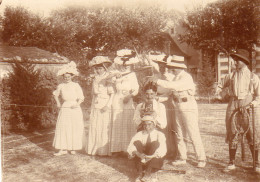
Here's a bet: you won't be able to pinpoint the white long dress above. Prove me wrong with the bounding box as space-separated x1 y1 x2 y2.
111 71 139 153
86 72 114 155
53 82 84 150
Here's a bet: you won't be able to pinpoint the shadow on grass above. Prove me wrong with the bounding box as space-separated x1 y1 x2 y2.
93 155 137 182
22 127 55 152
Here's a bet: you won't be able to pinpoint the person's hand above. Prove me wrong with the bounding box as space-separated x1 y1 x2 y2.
123 95 132 104
101 105 109 113
57 103 61 108
71 104 79 109
146 77 158 85
128 154 135 159
116 73 122 78
250 101 259 107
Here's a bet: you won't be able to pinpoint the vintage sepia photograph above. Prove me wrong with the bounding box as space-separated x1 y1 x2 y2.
0 0 259 181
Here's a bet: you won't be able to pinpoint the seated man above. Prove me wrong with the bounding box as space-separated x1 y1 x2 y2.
127 115 167 182
133 81 167 131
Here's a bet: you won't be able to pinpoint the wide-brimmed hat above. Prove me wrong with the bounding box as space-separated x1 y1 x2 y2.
230 49 250 65
114 49 139 65
166 55 187 69
57 61 79 76
149 51 168 64
89 56 112 68
141 115 157 125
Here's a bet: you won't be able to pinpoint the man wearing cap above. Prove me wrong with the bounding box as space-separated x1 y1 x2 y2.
151 55 207 168
218 49 260 172
127 115 167 182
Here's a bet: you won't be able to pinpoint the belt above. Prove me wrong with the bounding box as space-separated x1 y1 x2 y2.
230 95 252 101
173 96 193 103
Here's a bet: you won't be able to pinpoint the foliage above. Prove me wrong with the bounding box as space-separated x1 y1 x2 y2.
179 0 259 54
196 51 217 103
1 61 58 132
1 6 177 71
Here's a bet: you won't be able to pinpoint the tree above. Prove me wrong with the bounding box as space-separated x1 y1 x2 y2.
1 6 177 63
179 0 258 55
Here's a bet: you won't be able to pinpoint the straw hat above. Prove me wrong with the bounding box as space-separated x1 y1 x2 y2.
149 52 168 64
141 115 157 125
114 49 139 65
166 55 187 69
89 56 112 67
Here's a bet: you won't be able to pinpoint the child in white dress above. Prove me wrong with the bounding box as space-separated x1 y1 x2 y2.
53 61 84 156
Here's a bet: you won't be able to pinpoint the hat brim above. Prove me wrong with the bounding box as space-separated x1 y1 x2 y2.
166 63 187 69
230 53 249 65
114 57 139 65
91 62 112 68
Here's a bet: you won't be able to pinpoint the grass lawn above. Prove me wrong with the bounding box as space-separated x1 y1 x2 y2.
1 104 260 182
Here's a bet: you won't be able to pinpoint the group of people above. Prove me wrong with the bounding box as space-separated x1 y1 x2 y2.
51 48 260 182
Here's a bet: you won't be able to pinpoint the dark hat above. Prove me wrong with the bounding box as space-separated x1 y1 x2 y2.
230 49 250 65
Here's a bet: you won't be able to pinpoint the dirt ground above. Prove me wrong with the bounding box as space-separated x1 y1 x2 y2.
1 104 260 182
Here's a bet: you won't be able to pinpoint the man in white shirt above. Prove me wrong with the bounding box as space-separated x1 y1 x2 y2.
133 81 167 131
151 55 206 168
127 115 167 182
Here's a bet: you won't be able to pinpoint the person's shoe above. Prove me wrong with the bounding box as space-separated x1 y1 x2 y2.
54 150 68 156
255 166 260 173
224 161 236 171
172 159 186 165
197 161 206 168
70 151 76 155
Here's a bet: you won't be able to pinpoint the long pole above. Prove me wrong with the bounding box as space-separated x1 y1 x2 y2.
252 105 256 171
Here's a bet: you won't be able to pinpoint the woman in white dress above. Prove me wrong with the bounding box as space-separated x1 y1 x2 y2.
110 49 140 154
53 61 84 156
86 56 114 156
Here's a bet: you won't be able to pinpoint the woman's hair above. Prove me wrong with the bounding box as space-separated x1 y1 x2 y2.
143 81 157 93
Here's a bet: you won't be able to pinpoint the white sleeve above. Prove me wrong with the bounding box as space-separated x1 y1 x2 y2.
53 84 62 97
130 73 139 96
154 132 167 158
157 103 167 129
75 83 84 100
133 104 142 128
157 74 194 91
127 133 140 155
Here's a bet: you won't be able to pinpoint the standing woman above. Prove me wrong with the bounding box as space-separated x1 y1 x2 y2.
53 61 84 156
86 56 114 156
111 49 140 155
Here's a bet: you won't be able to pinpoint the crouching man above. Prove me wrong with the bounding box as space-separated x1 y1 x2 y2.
127 115 167 182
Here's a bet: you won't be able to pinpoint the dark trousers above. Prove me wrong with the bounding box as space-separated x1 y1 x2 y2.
133 140 164 173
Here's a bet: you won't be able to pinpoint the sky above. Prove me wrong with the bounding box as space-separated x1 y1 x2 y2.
0 0 218 17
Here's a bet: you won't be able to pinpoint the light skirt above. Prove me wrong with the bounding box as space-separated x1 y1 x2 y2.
86 108 112 155
110 106 136 153
53 106 84 150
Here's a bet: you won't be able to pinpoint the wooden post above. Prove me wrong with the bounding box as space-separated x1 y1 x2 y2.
256 45 260 76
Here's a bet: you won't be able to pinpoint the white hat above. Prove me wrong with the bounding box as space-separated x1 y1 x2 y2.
114 49 139 65
149 52 167 64
116 49 133 57
57 61 79 76
141 115 157 125
166 55 186 69
114 56 139 65
89 56 112 67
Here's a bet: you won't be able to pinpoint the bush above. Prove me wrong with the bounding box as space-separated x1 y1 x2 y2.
1 61 58 132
